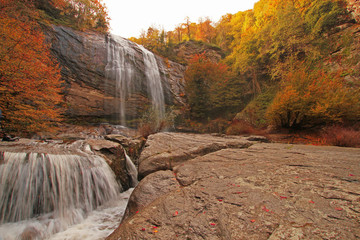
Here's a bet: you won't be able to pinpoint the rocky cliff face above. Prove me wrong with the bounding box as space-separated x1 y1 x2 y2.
173 40 225 64
328 1 360 85
46 26 186 125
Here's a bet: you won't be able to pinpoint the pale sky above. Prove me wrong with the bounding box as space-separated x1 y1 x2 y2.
102 0 259 38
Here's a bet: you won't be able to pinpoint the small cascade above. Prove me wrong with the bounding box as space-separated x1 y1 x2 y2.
124 150 138 187
0 141 125 239
105 35 166 126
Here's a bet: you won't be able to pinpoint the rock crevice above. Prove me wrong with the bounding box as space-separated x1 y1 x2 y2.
138 132 255 179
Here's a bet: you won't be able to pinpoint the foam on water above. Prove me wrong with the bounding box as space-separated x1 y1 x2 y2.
0 140 135 239
0 189 133 240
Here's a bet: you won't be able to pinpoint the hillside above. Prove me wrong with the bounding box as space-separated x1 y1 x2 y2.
133 0 360 143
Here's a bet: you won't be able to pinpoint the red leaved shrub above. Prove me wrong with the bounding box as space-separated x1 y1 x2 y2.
321 125 360 148
226 120 264 136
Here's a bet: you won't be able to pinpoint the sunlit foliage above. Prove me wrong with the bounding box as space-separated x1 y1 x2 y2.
35 0 110 33
135 0 358 131
266 63 360 128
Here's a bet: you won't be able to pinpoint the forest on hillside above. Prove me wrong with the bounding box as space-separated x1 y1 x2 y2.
1 0 360 146
133 0 360 145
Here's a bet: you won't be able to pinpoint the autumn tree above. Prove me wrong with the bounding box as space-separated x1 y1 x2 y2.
183 17 192 40
195 17 216 44
266 63 360 129
184 53 241 120
215 13 234 54
0 0 63 134
33 0 110 33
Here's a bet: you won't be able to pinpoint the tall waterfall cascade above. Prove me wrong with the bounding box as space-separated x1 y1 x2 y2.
139 45 165 120
0 141 135 240
105 35 166 126
105 35 137 126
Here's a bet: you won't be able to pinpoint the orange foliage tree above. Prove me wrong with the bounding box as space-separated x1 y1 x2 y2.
194 17 216 43
0 0 63 134
266 63 360 129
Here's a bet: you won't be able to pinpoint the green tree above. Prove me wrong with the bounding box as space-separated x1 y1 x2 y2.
304 0 346 37
184 53 238 120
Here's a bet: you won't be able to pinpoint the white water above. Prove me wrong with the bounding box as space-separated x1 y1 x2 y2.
48 188 133 240
105 35 137 126
124 151 138 187
0 141 137 240
139 45 166 120
105 35 166 126
0 189 133 240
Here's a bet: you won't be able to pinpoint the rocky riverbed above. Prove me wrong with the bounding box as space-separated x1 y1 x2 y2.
108 132 360 240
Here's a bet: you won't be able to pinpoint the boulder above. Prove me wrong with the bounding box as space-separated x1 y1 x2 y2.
138 132 253 178
107 134 360 240
86 139 132 190
105 134 146 163
121 170 180 221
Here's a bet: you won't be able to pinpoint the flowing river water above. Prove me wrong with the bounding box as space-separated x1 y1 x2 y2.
0 140 137 240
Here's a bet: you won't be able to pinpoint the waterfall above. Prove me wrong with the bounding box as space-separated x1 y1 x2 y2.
0 141 125 240
105 35 137 126
124 150 138 187
105 35 166 126
139 45 166 120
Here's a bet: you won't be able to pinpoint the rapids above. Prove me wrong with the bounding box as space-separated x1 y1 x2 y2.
0 140 137 239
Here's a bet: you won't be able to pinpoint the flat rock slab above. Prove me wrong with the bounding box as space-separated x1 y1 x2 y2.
138 132 254 178
108 139 360 240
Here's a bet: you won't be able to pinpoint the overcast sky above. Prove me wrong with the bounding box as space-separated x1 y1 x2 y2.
102 0 259 38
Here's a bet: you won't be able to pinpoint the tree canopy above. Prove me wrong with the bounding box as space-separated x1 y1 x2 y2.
135 0 359 129
0 0 65 134
35 0 110 33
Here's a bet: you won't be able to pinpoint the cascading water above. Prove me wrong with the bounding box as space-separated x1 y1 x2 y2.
105 35 137 126
124 150 138 187
105 35 166 126
0 141 136 240
139 45 166 120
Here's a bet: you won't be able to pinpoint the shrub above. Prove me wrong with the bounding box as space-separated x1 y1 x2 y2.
0 1 64 134
235 86 278 128
137 107 176 138
184 53 233 120
321 125 360 148
266 64 360 129
226 120 264 136
203 118 230 134
305 0 346 36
